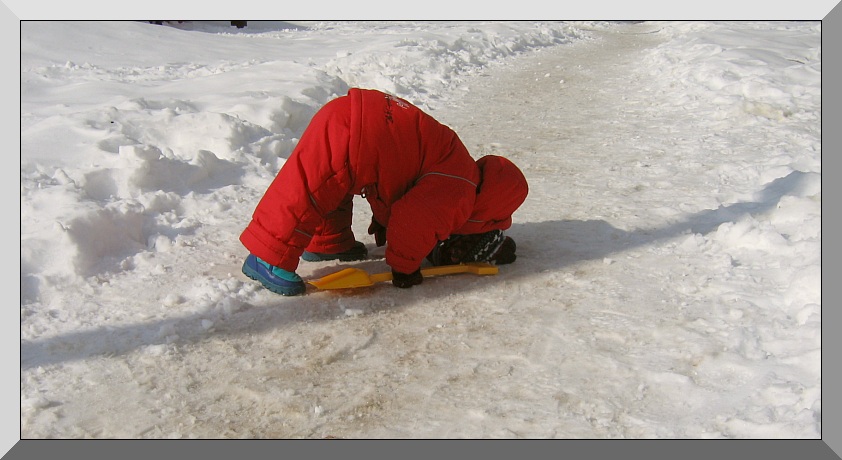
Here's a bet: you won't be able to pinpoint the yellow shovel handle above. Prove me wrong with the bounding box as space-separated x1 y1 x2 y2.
368 263 498 283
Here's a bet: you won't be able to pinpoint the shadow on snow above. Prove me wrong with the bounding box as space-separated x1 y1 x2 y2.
20 170 811 370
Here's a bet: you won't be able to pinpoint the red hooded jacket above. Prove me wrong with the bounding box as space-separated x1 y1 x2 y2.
240 88 528 274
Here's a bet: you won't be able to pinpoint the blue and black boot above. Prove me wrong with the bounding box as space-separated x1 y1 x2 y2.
301 241 368 262
242 254 306 296
426 230 516 266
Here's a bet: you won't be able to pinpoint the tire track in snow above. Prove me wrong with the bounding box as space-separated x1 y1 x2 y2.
426 24 697 438
354 23 675 438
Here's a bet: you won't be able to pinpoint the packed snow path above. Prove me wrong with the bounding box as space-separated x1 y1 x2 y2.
438 23 820 439
21 22 820 439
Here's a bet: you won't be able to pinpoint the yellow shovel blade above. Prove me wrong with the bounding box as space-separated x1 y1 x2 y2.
308 262 499 290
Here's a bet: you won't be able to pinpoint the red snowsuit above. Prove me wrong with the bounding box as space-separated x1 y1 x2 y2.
240 88 528 274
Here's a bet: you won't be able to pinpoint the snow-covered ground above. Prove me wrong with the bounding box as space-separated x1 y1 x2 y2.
15 13 827 449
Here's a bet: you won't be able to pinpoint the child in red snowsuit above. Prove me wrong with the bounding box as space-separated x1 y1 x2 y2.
240 88 528 295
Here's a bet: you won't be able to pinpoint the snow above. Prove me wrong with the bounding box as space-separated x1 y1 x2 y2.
15 13 827 448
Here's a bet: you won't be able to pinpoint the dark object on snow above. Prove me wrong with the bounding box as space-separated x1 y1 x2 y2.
427 230 517 266
231 21 248 28
392 268 423 288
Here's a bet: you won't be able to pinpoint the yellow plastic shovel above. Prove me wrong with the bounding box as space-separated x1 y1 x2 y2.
308 262 499 290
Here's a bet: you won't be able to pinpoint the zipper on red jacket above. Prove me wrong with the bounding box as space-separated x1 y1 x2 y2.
415 172 478 188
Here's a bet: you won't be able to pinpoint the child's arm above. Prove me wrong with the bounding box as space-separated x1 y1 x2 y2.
384 172 477 275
